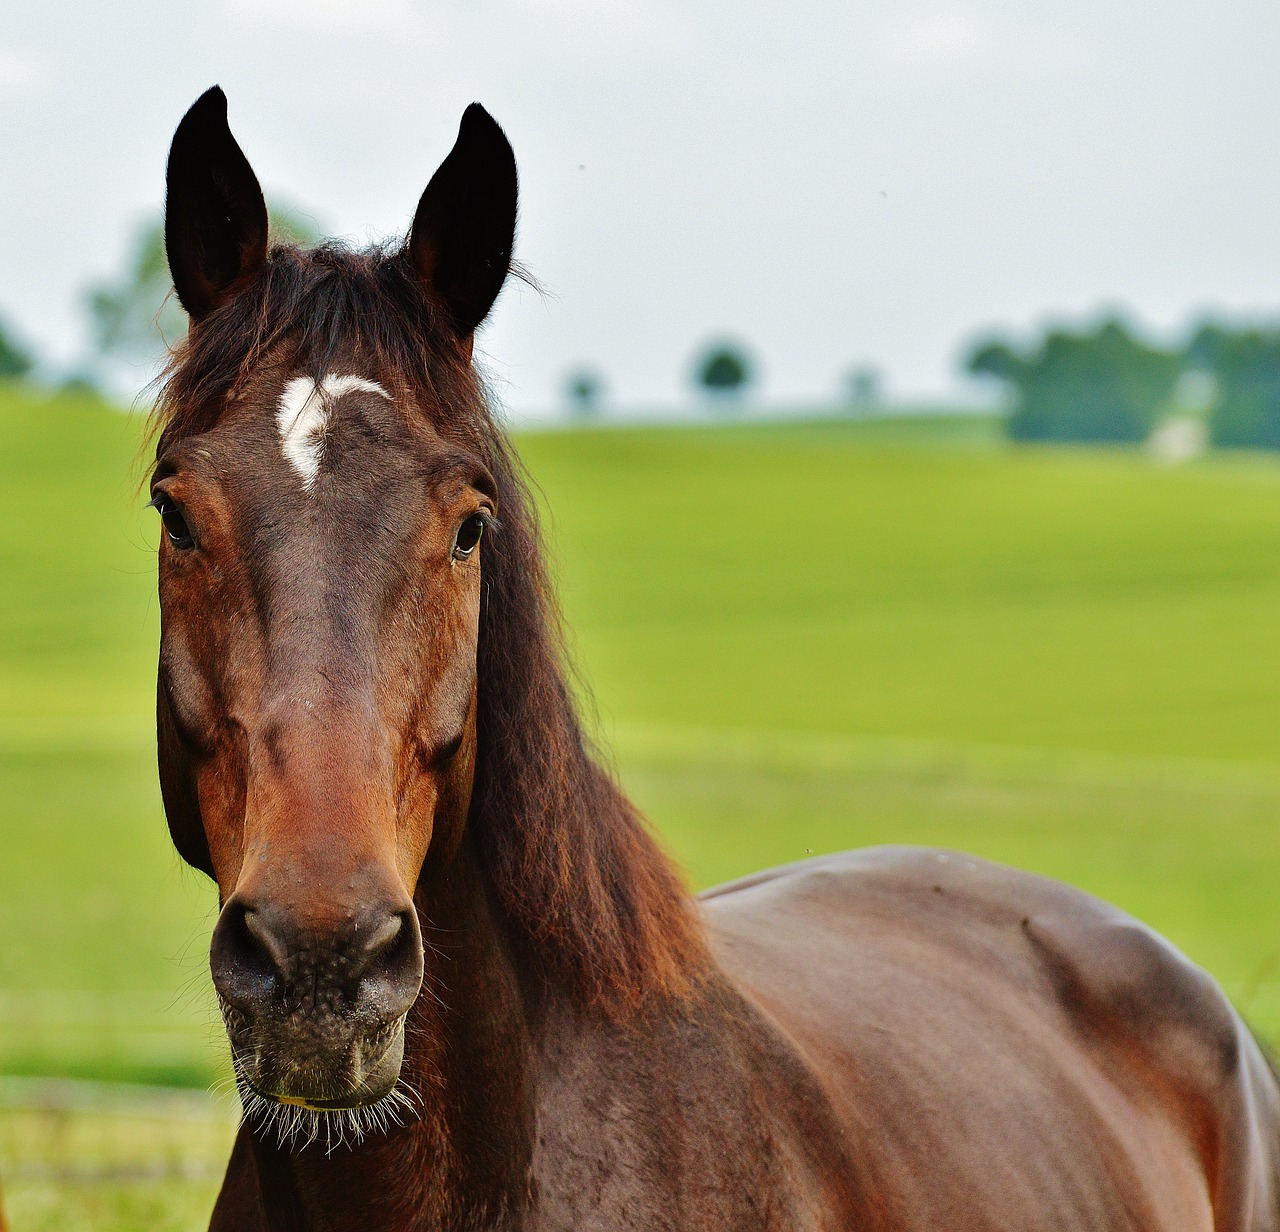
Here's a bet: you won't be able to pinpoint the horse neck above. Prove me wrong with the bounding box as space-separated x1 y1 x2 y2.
239 834 538 1232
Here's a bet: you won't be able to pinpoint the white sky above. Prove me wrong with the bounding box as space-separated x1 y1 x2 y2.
3 0 1280 416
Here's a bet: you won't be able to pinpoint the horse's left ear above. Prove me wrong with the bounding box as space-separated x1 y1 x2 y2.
409 104 518 339
165 86 269 322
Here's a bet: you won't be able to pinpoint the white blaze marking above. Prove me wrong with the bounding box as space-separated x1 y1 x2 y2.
275 374 391 489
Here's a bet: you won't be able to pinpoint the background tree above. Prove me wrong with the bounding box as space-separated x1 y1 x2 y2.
0 315 34 382
565 368 604 418
965 319 1180 444
86 203 322 370
844 365 882 411
965 339 1023 385
694 341 753 405
1192 325 1280 450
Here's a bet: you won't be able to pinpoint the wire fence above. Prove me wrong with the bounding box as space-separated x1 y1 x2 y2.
0 986 237 1214
0 1076 237 1185
0 992 228 1090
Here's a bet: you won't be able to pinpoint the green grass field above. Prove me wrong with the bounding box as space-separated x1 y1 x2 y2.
7 385 1280 1223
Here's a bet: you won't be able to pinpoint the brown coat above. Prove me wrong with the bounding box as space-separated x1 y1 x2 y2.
150 90 1280 1231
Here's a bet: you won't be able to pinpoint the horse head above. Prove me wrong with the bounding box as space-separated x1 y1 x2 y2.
152 87 516 1118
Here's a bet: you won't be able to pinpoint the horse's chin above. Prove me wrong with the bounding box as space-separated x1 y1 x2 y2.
227 1013 408 1113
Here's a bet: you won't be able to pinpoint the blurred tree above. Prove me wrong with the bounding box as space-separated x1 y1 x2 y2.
565 368 604 418
86 222 184 366
58 371 105 400
1193 325 1280 450
966 339 1023 385
965 320 1180 444
844 365 882 411
1185 322 1233 373
0 315 34 381
695 342 753 405
86 203 322 368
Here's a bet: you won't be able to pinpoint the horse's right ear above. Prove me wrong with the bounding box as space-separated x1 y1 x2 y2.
165 86 268 323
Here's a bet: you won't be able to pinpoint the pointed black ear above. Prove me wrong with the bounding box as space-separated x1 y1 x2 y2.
165 86 268 322
409 104 518 337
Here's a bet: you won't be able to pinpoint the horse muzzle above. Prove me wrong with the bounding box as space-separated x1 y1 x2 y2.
223 1001 410 1110
210 891 424 1109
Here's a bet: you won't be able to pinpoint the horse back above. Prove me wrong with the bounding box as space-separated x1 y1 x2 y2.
703 846 1280 1231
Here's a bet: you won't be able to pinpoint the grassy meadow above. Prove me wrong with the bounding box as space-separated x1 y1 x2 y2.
7 384 1280 1221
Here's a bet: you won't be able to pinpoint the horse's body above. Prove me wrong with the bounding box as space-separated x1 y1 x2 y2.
152 89 1280 1230
209 844 1280 1230
708 849 1280 1230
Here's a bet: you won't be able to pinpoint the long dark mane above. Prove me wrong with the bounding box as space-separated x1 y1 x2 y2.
153 243 708 1016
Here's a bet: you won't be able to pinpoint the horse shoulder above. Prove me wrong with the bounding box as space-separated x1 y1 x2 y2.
1023 904 1280 1230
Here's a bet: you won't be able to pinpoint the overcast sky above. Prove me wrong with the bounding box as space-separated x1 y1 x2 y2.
4 0 1280 416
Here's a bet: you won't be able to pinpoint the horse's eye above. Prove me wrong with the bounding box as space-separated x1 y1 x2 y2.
153 496 196 550
452 514 486 561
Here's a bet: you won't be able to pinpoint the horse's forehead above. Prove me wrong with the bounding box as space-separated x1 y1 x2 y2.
207 368 429 493
201 370 437 613
272 372 395 491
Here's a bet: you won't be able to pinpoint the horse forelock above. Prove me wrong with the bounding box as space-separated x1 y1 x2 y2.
153 242 710 1018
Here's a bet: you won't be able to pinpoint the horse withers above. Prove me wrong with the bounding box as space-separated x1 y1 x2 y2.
150 87 1280 1230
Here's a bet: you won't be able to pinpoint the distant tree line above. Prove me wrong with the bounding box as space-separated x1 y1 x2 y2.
563 340 760 417
966 318 1280 450
9 207 1280 451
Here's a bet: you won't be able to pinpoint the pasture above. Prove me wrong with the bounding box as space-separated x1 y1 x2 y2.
6 385 1280 1222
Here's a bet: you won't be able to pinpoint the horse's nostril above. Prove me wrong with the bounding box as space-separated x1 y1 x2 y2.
243 906 293 977
356 911 404 971
210 898 288 1014
349 907 424 1017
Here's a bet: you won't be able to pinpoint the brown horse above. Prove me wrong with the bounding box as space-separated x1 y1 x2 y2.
152 87 1280 1231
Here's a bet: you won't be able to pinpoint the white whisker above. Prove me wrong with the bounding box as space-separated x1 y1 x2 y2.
229 1019 421 1155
